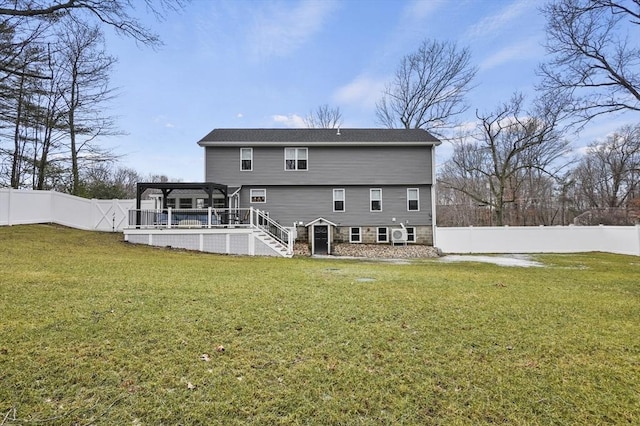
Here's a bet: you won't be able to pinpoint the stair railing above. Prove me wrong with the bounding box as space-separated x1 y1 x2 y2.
252 208 293 255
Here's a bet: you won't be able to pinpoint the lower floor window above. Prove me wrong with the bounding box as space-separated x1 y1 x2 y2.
250 189 266 203
179 198 193 209
377 227 388 243
350 227 361 243
406 227 416 242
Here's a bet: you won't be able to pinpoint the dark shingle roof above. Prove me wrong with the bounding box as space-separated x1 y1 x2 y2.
198 128 440 146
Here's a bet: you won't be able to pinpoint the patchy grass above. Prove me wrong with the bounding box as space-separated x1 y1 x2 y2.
0 224 639 425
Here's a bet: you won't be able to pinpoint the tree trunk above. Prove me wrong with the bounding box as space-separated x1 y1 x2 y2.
10 74 25 188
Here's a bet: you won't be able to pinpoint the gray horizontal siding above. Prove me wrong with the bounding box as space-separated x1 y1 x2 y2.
205 146 434 186
241 185 433 227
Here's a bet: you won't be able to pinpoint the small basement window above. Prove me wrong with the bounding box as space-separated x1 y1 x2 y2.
350 227 361 243
377 227 388 243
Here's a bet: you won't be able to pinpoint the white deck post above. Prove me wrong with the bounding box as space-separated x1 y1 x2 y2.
207 207 212 229
250 207 254 227
167 207 172 229
288 230 294 255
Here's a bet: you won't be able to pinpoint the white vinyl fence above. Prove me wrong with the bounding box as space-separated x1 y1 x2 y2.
2 189 639 255
436 225 640 256
0 188 136 232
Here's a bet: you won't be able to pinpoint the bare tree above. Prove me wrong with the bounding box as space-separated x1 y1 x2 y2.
0 0 185 81
439 93 572 226
0 0 186 45
0 1 184 191
0 16 53 81
539 0 640 124
0 43 51 188
303 104 343 128
78 163 141 198
56 21 119 195
376 39 477 137
573 123 640 209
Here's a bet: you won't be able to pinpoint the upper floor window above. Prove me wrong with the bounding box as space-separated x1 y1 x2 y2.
240 148 253 171
250 189 266 203
285 147 308 171
333 188 345 212
370 188 382 211
407 188 419 211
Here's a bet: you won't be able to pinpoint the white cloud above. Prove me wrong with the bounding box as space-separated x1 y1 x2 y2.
154 115 176 129
248 0 340 60
333 75 387 109
401 0 444 22
465 0 534 40
236 113 244 119
272 114 306 128
479 37 543 71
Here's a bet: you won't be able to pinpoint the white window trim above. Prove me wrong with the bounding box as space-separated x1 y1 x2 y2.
407 188 420 211
349 227 361 243
333 188 345 212
250 188 266 203
370 188 382 212
240 148 253 171
406 226 416 242
377 226 388 243
284 147 308 171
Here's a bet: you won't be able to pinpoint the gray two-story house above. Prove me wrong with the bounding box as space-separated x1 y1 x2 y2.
197 128 440 255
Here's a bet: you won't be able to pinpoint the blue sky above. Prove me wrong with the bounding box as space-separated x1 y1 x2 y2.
102 0 630 181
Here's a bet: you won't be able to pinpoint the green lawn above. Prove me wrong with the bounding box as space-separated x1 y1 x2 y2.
1 225 638 425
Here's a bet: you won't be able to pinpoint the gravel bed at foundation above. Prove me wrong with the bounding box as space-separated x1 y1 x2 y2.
294 243 440 259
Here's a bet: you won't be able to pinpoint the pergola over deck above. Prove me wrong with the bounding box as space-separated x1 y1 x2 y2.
136 182 229 210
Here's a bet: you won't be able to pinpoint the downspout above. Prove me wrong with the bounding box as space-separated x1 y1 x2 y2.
431 145 437 247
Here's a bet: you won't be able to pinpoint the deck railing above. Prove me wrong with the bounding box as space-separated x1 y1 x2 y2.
128 207 252 229
127 207 293 254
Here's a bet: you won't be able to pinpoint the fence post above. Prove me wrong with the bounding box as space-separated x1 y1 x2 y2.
90 198 96 230
250 207 254 227
6 187 12 226
288 229 294 255
168 207 172 229
208 206 212 229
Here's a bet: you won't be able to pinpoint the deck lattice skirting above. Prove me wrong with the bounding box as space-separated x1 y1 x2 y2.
124 226 293 258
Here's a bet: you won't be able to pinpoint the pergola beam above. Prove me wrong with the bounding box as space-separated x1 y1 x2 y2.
136 182 229 210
